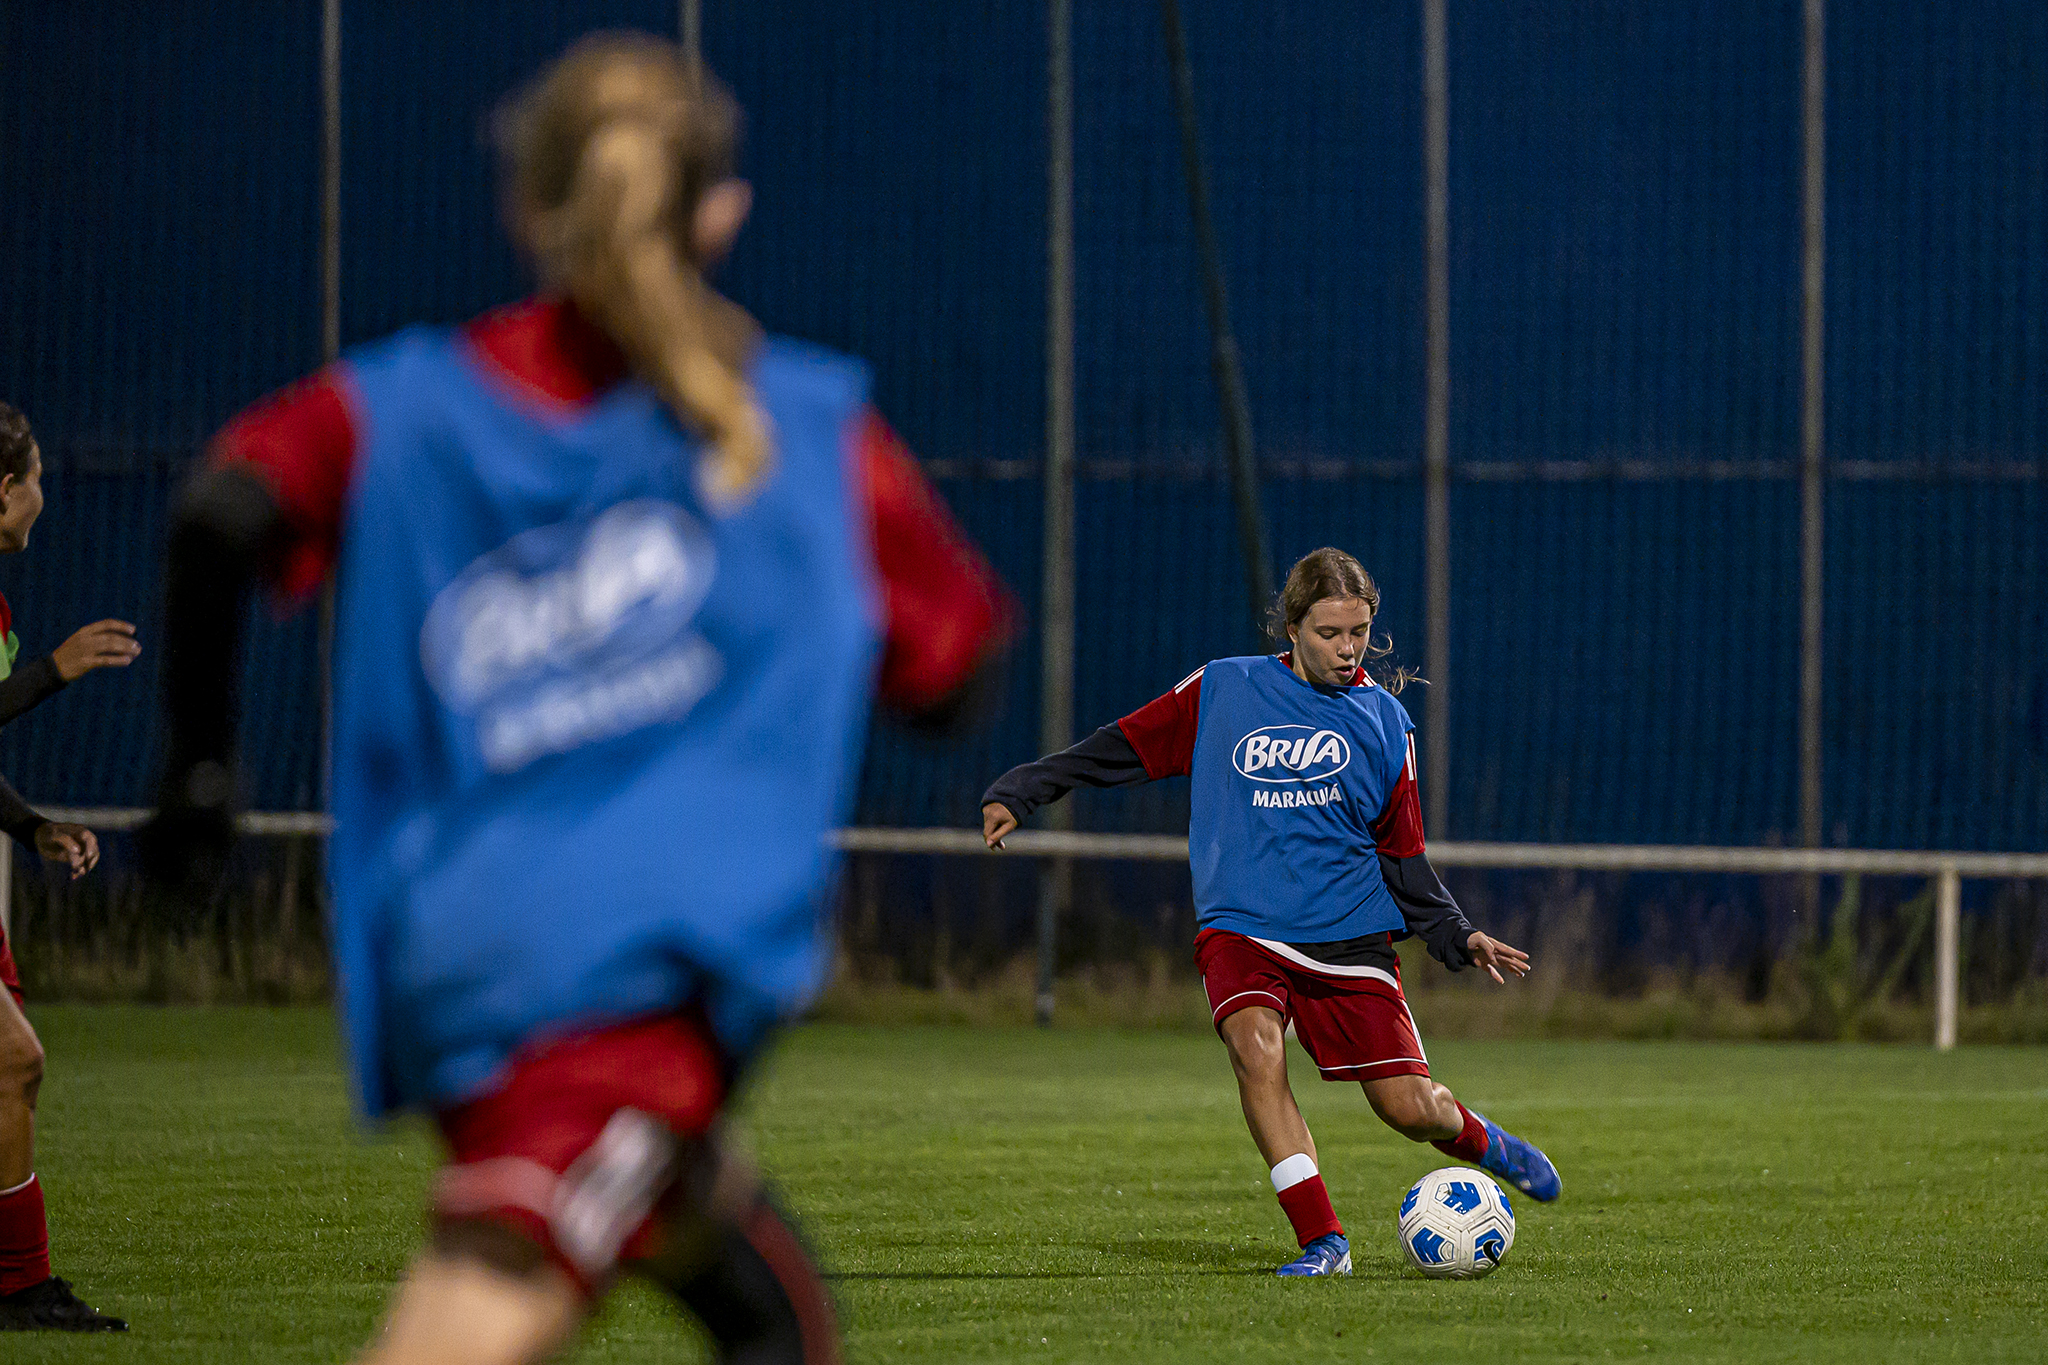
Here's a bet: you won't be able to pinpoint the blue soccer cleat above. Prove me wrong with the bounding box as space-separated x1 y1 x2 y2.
1471 1111 1562 1202
1275 1232 1352 1277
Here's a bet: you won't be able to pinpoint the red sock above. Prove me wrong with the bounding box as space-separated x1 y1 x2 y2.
1432 1103 1490 1164
1275 1175 1343 1247
0 1174 50 1296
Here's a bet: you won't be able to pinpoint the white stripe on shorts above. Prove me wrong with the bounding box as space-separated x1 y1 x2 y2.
1210 988 1287 1020
1316 1056 1429 1073
1249 937 1401 988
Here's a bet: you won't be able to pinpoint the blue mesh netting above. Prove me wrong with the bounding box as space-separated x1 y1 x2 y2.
0 0 2041 852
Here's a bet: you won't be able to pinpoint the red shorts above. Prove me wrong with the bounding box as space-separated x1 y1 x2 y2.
0 928 21 1008
1196 928 1430 1082
432 1012 728 1294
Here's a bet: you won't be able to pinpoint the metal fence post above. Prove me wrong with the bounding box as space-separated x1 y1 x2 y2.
1934 864 1960 1050
1798 0 1826 853
1036 0 1077 1028
1421 0 1452 837
681 0 701 62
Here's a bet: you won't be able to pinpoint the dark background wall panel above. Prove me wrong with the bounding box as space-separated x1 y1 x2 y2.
0 2 324 446
1447 2 1803 467
707 1 1047 468
1071 0 1424 469
1825 479 2047 851
339 1 673 346
1450 479 1803 846
1826 0 2048 465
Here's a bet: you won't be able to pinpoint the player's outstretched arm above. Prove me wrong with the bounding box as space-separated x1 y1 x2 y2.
137 464 290 895
857 410 1013 737
980 724 1156 849
0 620 140 731
1369 731 1530 980
981 668 1202 849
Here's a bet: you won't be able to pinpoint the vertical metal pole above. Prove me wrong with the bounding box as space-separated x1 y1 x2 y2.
680 0 702 63
1036 0 1076 1028
1933 865 1960 1050
1422 0 1452 837
1798 0 1826 851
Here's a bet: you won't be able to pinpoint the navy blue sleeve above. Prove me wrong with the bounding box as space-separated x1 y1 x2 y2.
0 772 48 847
1381 851 1476 971
981 724 1153 823
0 654 67 728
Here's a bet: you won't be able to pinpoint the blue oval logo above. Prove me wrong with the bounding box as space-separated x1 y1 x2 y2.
1231 725 1351 784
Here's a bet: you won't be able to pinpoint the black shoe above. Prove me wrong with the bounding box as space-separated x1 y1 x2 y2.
0 1276 129 1331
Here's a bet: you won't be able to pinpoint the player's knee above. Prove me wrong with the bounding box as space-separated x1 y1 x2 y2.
1368 1087 1438 1140
0 1027 43 1107
1223 1017 1287 1083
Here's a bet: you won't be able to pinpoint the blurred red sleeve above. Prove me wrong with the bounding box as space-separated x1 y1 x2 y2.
1115 666 1204 779
206 367 360 602
854 409 1014 714
1370 732 1427 857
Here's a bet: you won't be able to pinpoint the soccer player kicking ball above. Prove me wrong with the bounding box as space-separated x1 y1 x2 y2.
0 403 139 1330
982 547 1560 1277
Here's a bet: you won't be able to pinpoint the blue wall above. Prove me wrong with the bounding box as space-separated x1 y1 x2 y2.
0 1 2041 850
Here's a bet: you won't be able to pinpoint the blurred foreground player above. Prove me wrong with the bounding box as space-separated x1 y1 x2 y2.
140 36 1006 1365
982 548 1558 1277
0 403 140 1331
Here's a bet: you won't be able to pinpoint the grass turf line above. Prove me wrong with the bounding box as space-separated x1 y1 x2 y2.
14 1007 2047 1363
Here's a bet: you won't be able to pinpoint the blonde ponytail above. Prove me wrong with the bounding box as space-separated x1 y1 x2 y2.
501 35 771 506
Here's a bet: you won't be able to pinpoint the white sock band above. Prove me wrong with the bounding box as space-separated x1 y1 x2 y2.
1270 1153 1318 1193
0 1173 35 1197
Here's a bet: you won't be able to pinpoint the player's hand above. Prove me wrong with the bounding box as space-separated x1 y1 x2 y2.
1465 931 1530 985
52 619 141 682
34 822 100 879
982 802 1019 850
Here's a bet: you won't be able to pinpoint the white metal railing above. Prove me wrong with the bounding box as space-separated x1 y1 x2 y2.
9 813 2045 1051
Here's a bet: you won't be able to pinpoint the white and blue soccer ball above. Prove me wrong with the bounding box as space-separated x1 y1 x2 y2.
1397 1167 1515 1279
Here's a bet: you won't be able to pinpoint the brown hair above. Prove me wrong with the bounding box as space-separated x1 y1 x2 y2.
497 33 770 505
0 402 34 483
1267 546 1417 693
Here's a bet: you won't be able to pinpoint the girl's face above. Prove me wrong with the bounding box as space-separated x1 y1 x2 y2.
1288 595 1371 687
0 444 45 553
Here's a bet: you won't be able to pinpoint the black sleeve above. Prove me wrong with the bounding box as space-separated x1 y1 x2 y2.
0 771 47 848
1380 850 1477 971
157 464 290 790
0 654 67 729
980 723 1152 823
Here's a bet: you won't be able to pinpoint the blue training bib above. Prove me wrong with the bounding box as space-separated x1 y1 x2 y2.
328 327 880 1117
1188 655 1413 942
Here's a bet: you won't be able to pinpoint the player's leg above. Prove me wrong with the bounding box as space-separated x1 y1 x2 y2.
1218 1006 1316 1167
1216 1007 1347 1276
1360 1074 1563 1203
354 1231 583 1365
0 979 41 1191
0 969 124 1332
1197 933 1347 1276
629 1137 841 1365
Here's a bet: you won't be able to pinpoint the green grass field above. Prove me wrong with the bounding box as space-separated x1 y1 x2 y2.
13 1007 2047 1362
